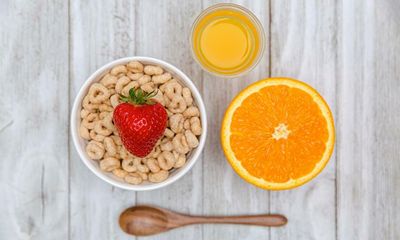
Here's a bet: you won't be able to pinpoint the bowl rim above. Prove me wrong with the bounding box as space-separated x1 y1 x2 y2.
70 56 207 191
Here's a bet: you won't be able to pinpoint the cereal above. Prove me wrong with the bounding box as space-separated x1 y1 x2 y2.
111 135 122 146
86 140 105 160
138 75 151 85
80 109 90 119
185 130 199 148
102 113 114 131
166 109 173 117
112 169 128 178
174 153 186 168
144 65 163 75
149 146 161 158
104 99 112 106
104 137 117 157
137 171 148 181
89 129 105 142
100 74 118 88
182 87 193 106
163 94 171 107
100 157 120 172
122 158 137 172
172 133 190 154
111 65 128 76
140 82 155 92
160 139 173 152
121 81 139 96
115 76 131 94
164 128 175 138
127 72 143 81
99 104 113 112
127 61 144 73
79 61 202 185
168 96 187 113
163 79 182 99
108 89 116 95
94 121 113 136
110 94 120 108
183 119 190 130
190 117 202 135
157 151 176 170
149 170 169 183
82 113 99 130
183 106 200 118
169 114 184 133
88 83 111 104
104 151 119 159
153 90 166 106
125 173 142 185
119 146 129 159
82 96 100 111
146 158 161 173
113 129 120 136
134 158 149 173
172 151 180 160
99 111 109 120
79 125 90 140
152 73 172 85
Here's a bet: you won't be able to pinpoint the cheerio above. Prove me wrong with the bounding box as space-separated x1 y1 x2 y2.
191 3 265 77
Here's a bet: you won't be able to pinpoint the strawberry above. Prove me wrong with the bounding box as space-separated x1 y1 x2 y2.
113 88 168 158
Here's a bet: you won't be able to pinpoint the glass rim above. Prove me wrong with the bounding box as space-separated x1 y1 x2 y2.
190 3 266 78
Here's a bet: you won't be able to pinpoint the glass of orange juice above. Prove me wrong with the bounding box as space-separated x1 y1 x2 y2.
191 3 265 77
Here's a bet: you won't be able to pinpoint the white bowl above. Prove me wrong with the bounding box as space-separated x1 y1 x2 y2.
71 57 207 191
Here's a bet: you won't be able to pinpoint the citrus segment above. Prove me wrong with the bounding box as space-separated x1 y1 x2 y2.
221 78 335 190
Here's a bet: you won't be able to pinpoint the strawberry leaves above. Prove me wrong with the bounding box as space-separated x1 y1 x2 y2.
120 88 157 105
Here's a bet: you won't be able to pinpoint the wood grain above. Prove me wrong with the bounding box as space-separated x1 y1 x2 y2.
133 1 204 240
337 0 400 239
269 1 337 240
200 1 271 240
1 0 400 239
69 1 137 239
0 0 69 239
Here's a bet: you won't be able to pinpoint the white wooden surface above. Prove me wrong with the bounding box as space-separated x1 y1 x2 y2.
1 0 399 239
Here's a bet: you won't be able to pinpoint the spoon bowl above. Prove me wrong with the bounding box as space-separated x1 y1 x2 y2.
119 206 171 236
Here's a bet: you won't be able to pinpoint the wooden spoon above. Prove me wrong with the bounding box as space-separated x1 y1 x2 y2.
119 205 287 236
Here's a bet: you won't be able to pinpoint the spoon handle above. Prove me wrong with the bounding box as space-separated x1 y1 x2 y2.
185 214 287 227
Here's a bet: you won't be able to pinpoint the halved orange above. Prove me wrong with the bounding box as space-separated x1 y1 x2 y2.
221 77 335 190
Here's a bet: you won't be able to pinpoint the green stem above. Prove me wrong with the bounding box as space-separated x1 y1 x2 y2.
119 88 157 105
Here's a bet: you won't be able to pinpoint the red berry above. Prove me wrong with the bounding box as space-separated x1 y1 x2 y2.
113 88 168 158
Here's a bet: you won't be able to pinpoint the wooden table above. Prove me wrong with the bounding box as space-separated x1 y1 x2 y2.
1 0 399 239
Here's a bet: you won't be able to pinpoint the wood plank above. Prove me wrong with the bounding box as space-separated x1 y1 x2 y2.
269 1 337 239
69 1 138 239
2 0 398 239
0 0 69 239
200 1 271 240
337 0 400 239
133 1 203 240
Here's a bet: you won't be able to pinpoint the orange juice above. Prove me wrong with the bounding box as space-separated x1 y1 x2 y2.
191 4 265 77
